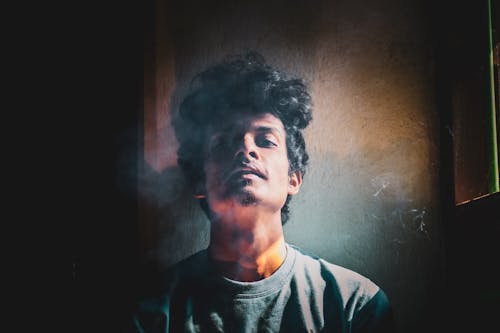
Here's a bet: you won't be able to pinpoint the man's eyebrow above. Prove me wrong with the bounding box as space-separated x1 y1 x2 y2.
254 126 282 135
209 125 283 138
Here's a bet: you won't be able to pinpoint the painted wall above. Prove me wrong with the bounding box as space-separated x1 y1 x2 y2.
138 0 447 332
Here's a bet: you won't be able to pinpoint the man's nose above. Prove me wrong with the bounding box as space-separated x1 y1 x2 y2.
234 135 258 161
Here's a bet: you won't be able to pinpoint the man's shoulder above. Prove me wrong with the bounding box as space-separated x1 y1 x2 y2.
289 244 380 308
170 248 210 276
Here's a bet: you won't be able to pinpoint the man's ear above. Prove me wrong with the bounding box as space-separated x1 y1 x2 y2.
194 181 206 199
287 170 302 195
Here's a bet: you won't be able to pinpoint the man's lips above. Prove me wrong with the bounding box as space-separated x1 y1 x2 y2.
225 166 266 183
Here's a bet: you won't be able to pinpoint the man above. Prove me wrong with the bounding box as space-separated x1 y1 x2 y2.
132 52 394 332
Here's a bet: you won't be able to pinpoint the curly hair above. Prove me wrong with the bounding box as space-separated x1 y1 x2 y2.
173 51 313 224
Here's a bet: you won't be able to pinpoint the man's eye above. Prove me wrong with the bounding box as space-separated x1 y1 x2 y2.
256 135 277 147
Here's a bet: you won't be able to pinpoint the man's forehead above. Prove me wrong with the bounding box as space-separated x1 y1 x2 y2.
208 112 285 134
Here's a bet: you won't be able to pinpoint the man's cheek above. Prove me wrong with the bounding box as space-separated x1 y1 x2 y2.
206 175 224 197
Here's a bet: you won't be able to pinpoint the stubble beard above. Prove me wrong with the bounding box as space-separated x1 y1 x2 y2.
226 179 259 206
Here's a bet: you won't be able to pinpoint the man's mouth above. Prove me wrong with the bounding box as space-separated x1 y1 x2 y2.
225 167 266 183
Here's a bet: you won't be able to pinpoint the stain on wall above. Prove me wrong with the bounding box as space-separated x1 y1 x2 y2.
138 0 447 332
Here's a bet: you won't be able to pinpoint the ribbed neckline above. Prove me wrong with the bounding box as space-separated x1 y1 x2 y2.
209 243 297 299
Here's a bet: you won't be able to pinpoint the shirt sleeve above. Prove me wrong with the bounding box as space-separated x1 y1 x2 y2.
127 293 171 333
130 311 168 333
351 289 395 333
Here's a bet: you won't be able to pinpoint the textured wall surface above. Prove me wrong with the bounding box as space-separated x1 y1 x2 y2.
139 0 446 331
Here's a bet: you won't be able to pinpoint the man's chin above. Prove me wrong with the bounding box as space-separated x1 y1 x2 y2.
232 189 259 206
215 182 262 206
239 193 259 206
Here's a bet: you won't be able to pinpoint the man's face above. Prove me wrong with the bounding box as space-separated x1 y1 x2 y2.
202 112 302 219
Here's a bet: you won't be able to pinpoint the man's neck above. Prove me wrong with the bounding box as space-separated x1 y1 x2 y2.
209 211 287 282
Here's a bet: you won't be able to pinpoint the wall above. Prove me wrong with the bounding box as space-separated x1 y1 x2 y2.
138 0 447 332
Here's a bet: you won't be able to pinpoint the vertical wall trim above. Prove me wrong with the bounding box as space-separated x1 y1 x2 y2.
487 0 500 192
